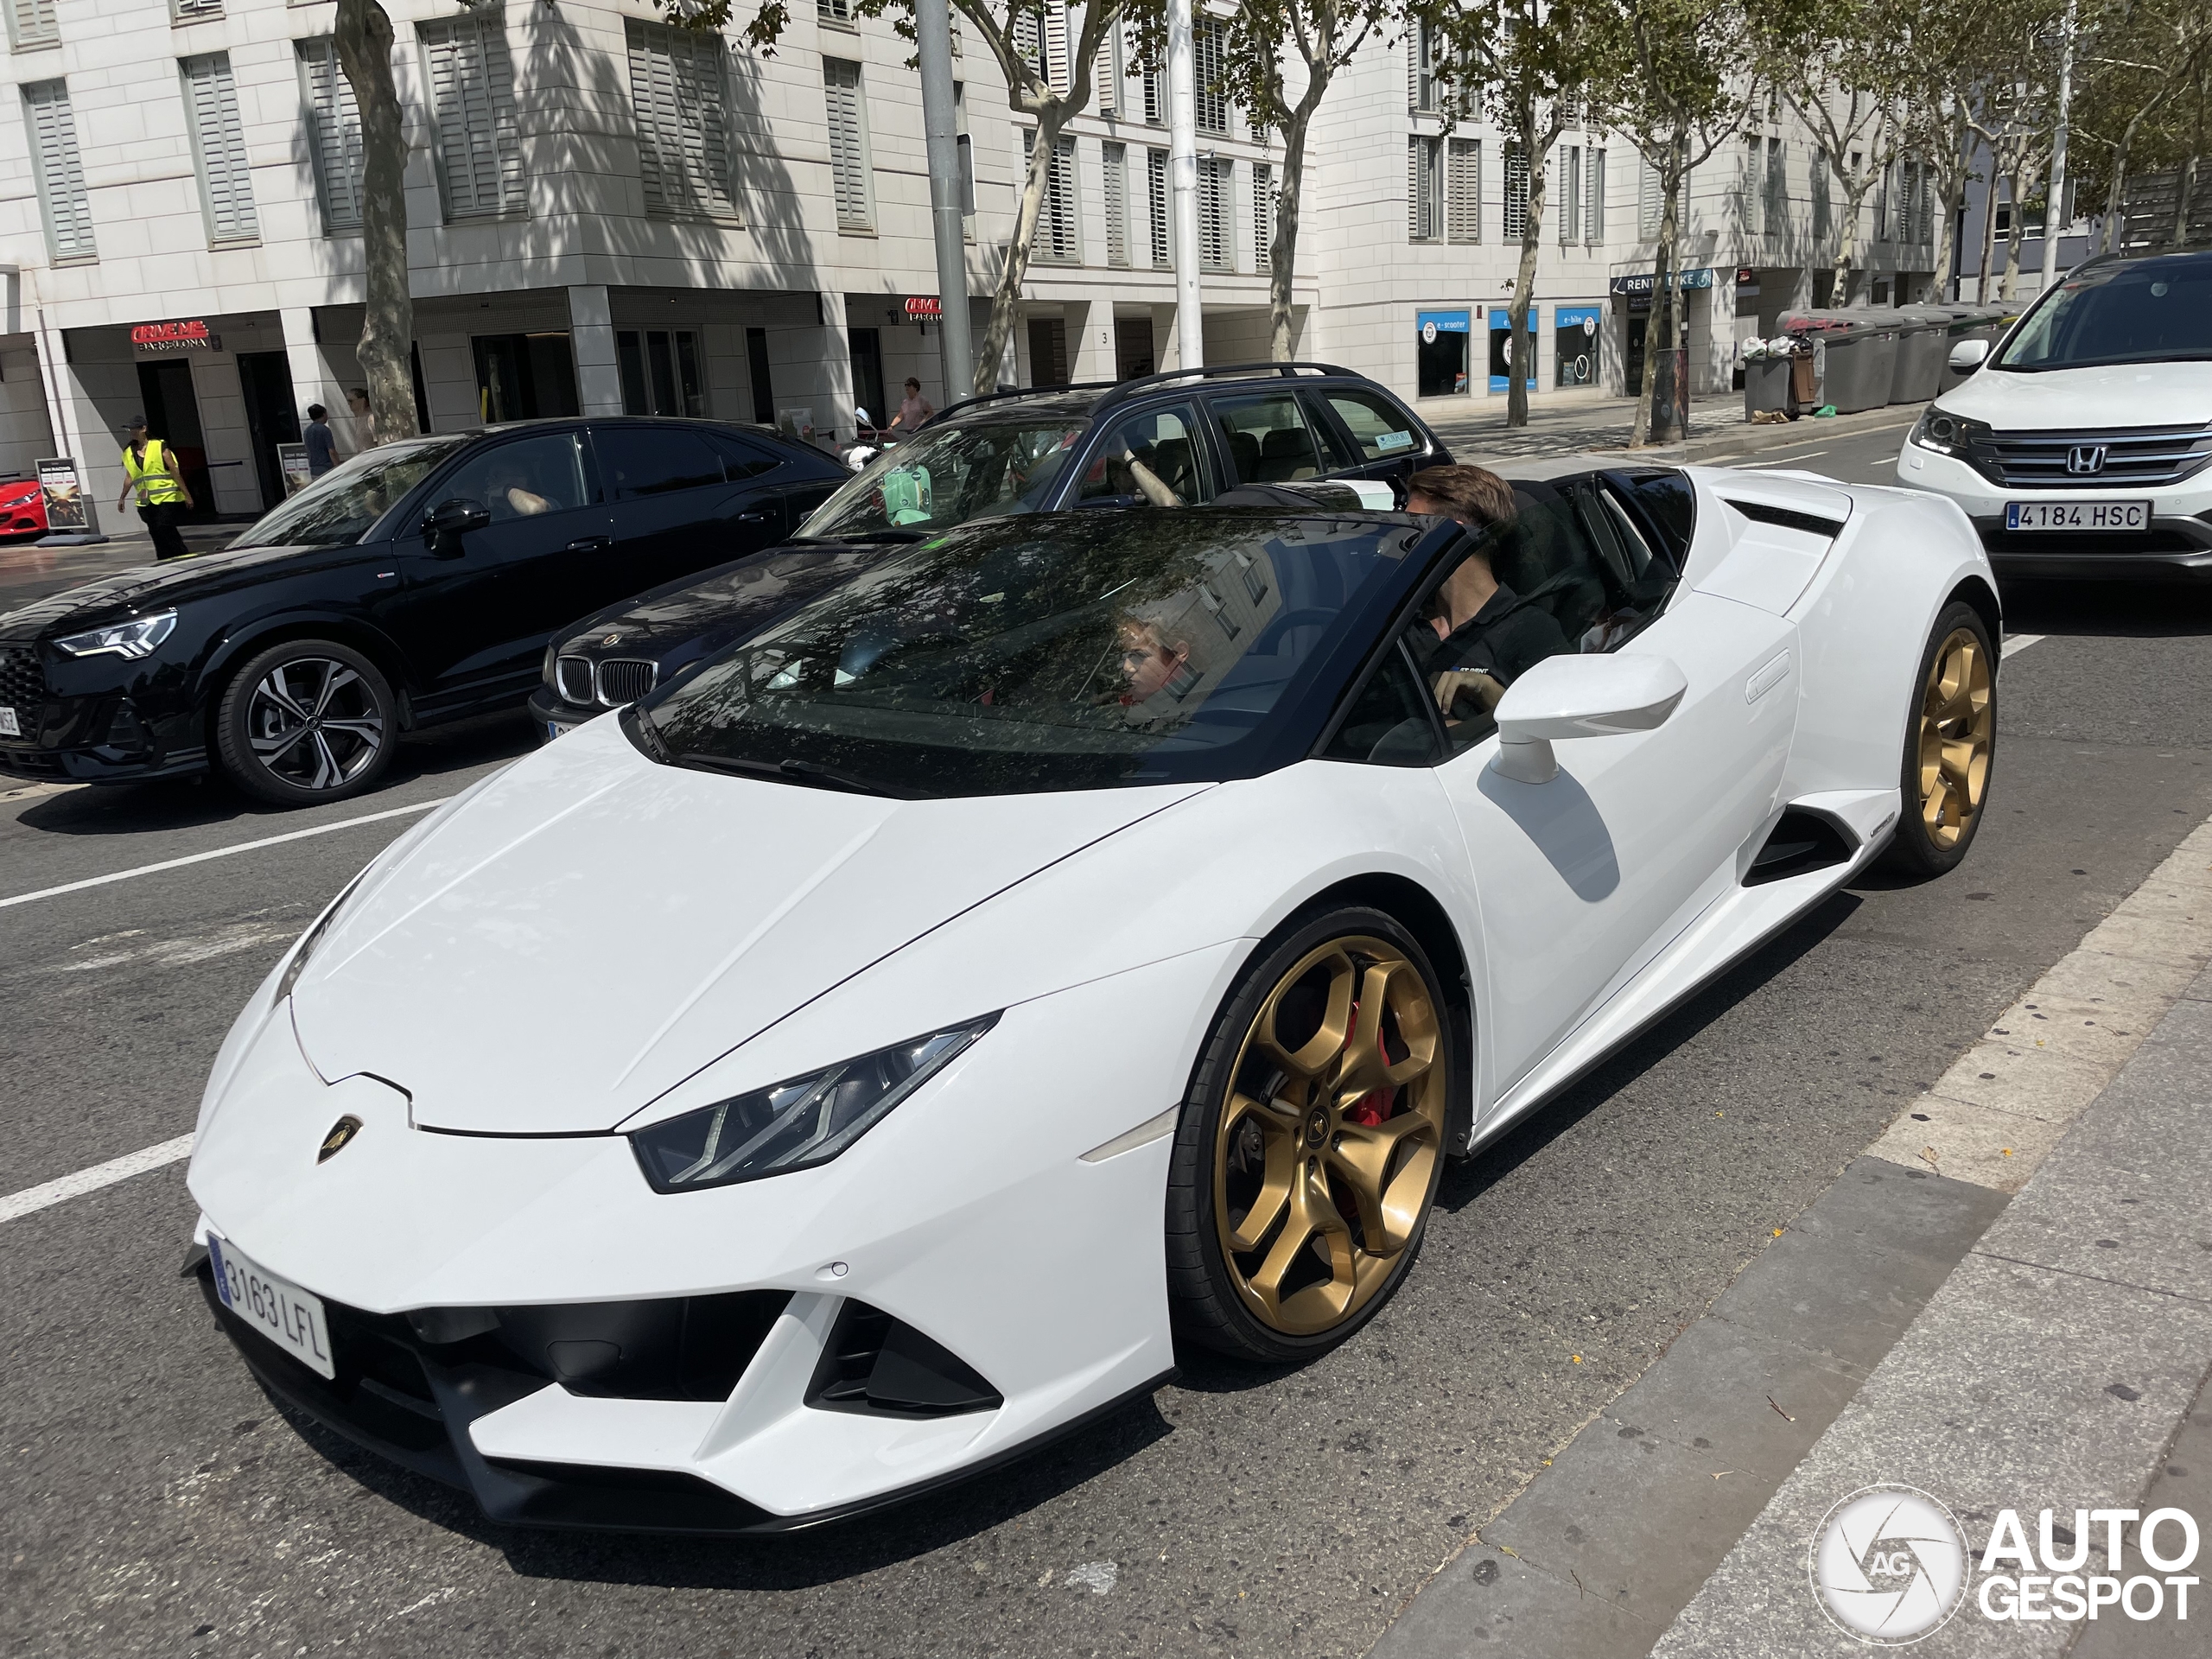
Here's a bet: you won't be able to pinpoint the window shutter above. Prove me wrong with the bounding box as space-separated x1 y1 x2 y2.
1812 149 1831 241
1252 161 1272 270
1044 0 1071 94
1447 136 1479 243
1197 155 1228 270
298 38 365 232
823 58 870 227
1025 128 1079 262
1142 65 1162 124
10 0 58 47
1638 153 1659 236
1560 146 1580 244
1765 136 1784 232
422 12 527 219
182 54 259 243
1147 146 1169 265
23 79 95 261
1095 38 1116 115
1193 17 1228 135
627 20 735 219
1103 140 1128 266
1503 141 1528 240
1585 146 1603 242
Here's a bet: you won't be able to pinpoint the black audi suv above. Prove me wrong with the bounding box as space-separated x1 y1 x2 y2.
0 417 844 805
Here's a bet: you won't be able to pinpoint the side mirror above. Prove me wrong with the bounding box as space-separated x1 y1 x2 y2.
423 497 490 556
1947 339 1991 374
1491 654 1688 785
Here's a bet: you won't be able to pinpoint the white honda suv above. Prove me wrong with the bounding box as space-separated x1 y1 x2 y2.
1897 245 2212 578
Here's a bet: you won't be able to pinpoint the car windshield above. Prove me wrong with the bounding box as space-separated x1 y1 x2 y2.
638 512 1421 797
796 418 1091 541
1995 253 2212 372
230 436 467 549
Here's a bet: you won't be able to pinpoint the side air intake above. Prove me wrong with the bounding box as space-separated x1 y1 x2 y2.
805 1301 1002 1417
1744 808 1858 887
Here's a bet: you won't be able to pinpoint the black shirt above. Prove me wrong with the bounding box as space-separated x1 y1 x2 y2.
1419 582 1572 687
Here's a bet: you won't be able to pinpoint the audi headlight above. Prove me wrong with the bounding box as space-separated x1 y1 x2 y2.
277 871 367 1004
629 1014 1000 1192
1909 410 1990 457
53 610 178 660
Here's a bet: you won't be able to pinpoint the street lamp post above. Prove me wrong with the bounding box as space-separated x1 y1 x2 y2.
2042 0 2076 293
917 0 973 397
1167 0 1204 370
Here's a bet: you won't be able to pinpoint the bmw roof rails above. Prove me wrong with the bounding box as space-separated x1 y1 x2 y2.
1090 361 1362 414
930 381 1122 424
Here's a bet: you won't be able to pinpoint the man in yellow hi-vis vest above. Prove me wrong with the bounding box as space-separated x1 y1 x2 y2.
115 415 195 560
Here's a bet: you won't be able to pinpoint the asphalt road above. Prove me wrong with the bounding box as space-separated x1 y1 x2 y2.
9 423 2212 1658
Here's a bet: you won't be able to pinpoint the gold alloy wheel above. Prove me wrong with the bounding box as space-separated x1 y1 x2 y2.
1213 937 1446 1336
1916 627 1993 849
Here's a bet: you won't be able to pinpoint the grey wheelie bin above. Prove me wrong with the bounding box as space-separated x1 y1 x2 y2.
1782 311 1900 414
1743 349 1794 415
1889 307 1951 404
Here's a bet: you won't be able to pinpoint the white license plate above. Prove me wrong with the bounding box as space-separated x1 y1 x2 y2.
0 708 19 737
208 1236 334 1379
2005 499 2151 531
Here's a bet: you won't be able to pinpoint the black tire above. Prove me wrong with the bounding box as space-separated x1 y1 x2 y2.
215 639 397 808
1882 600 1997 877
1166 905 1453 1363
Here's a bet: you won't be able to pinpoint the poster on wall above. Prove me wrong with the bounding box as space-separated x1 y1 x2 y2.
36 458 87 531
1490 308 1539 393
1553 307 1603 387
277 443 315 497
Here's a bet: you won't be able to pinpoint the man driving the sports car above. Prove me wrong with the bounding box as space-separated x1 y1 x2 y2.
1403 464 1569 725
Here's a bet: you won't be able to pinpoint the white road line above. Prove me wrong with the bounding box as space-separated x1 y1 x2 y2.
2003 632 2046 658
1732 449 1830 468
0 798 447 912
0 1135 194 1225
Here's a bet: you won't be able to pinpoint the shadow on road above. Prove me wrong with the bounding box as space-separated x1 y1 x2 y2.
2001 578 2212 639
10 709 538 840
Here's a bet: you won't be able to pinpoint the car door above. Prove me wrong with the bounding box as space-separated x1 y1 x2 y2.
1309 386 1440 500
377 428 614 709
1407 481 1795 1102
594 423 781 596
1206 390 1333 487
1061 401 1219 509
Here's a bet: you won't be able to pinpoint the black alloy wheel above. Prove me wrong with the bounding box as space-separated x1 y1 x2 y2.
215 639 397 807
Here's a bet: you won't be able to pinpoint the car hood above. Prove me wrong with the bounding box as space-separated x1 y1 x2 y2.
287 715 1208 1134
557 544 887 662
1939 360 2212 430
0 539 328 637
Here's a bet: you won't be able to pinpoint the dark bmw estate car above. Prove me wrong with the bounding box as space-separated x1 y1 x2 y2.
0 417 843 805
530 363 1450 733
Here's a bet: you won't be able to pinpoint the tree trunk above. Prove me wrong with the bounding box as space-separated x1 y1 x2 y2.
1974 153 2000 302
1832 170 1872 307
1632 135 1682 448
1507 110 1547 429
1268 93 1321 361
334 0 416 444
1932 110 1967 296
1999 156 2025 300
973 105 1067 394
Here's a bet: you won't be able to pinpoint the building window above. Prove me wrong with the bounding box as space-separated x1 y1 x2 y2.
1095 33 1119 116
181 54 259 245
1638 153 1661 237
1877 160 1893 240
298 38 365 232
8 0 58 48
1253 161 1274 270
823 57 872 229
816 0 851 21
1560 145 1581 243
1142 62 1161 124
420 11 527 219
1198 154 1230 270
618 329 706 416
626 20 737 219
1739 132 1763 235
1415 309 1470 397
1103 140 1129 268
1585 146 1604 242
1025 128 1079 263
1147 146 1169 266
1408 135 1441 241
1447 137 1479 244
1764 135 1784 232
172 0 221 21
1194 16 1228 135
1027 316 1069 387
1409 18 1438 113
1503 141 1528 240
22 79 92 262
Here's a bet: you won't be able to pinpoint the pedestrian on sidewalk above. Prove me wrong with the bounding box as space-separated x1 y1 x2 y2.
887 378 934 435
115 416 194 561
302 404 339 478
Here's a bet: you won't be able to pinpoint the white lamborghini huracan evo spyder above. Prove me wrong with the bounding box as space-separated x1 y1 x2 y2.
188 464 1998 1532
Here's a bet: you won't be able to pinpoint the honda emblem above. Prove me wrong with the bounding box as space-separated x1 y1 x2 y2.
2065 444 2107 475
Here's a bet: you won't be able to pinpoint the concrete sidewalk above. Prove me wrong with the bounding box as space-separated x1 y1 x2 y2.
1422 391 1920 469
1372 820 2212 1659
